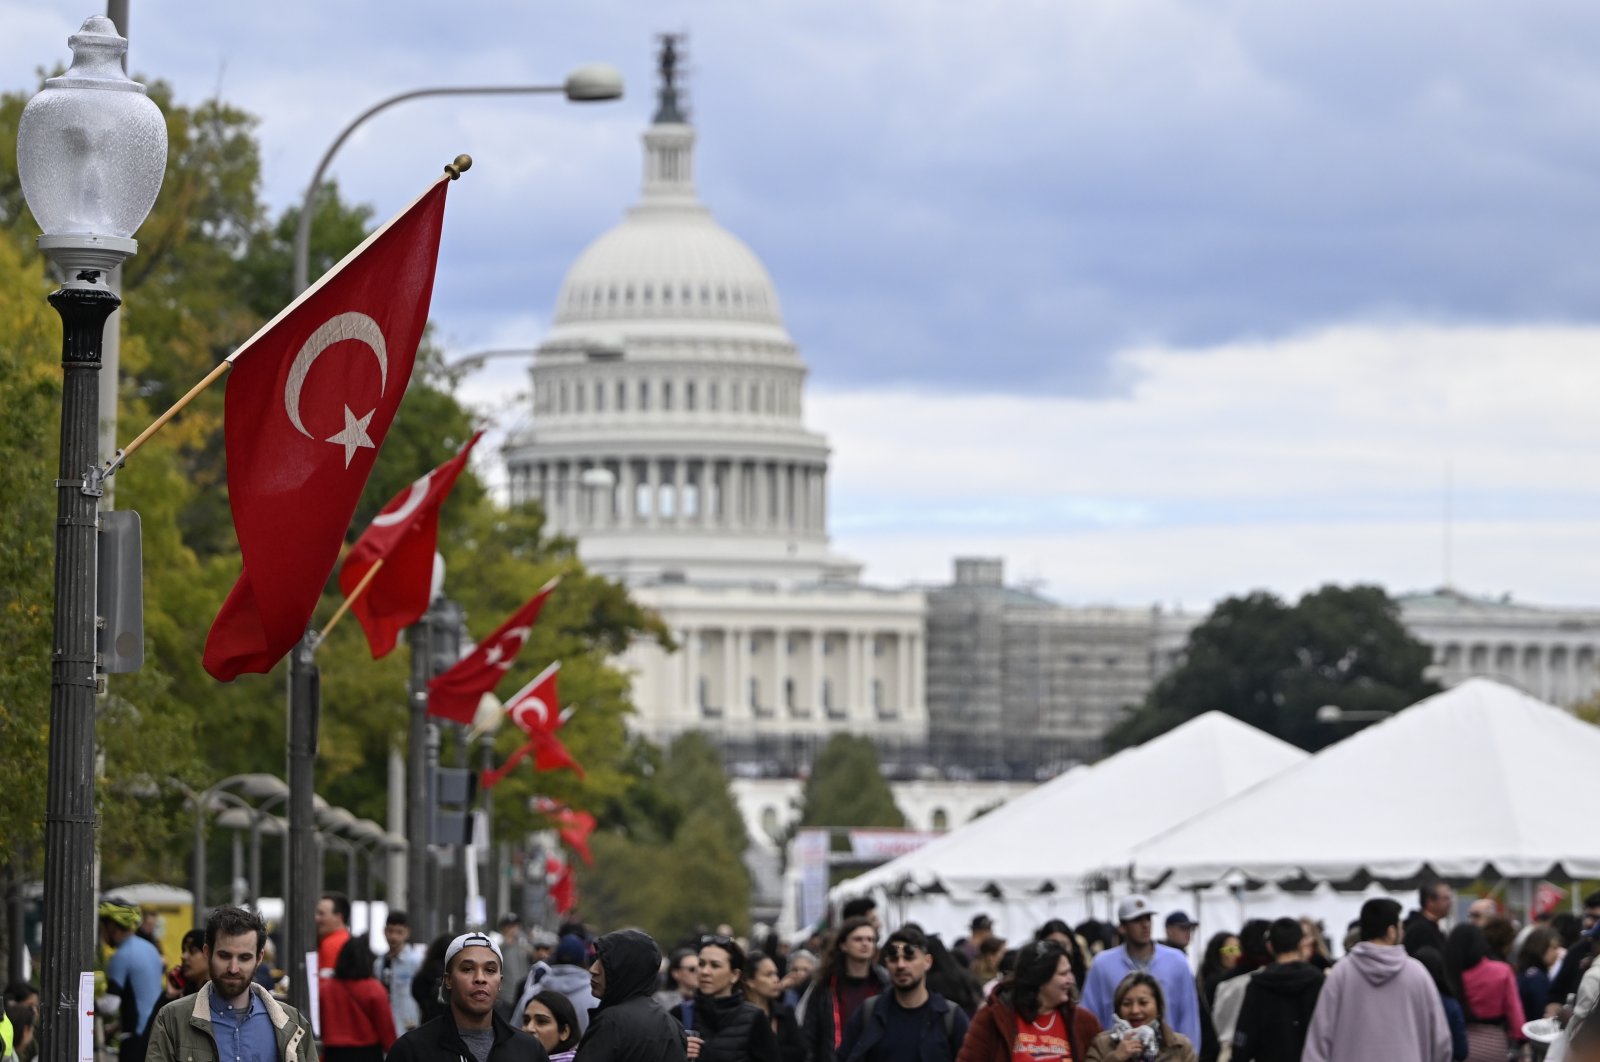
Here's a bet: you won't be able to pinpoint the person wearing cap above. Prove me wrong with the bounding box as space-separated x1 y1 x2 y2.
1080 897 1201 1050
101 899 167 1062
578 929 689 1062
147 905 316 1062
388 932 546 1062
1158 914 1197 955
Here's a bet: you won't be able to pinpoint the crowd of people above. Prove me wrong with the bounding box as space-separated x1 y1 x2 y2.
39 882 1600 1062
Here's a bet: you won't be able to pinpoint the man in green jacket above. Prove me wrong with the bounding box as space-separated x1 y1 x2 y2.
147 906 316 1062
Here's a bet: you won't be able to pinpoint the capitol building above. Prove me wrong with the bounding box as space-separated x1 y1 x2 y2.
502 43 963 842
505 42 1600 850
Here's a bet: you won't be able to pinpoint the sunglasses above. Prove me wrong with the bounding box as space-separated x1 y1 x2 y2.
882 944 925 962
700 935 736 949
1221 944 1241 956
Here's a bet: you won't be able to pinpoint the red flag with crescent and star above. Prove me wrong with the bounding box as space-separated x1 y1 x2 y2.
203 178 451 681
481 662 586 788
548 854 576 915
427 579 559 724
339 431 482 659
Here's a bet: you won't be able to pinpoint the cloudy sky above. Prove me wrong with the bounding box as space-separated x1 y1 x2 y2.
10 0 1600 609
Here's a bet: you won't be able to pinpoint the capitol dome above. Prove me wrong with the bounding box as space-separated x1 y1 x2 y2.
504 49 845 586
552 200 785 330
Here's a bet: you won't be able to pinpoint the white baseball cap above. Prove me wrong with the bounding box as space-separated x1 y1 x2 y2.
445 931 504 969
1117 895 1158 923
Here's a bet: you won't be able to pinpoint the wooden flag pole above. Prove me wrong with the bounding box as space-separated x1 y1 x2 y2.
101 359 231 477
316 558 385 646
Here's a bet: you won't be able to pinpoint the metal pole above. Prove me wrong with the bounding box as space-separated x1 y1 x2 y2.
285 633 320 1016
248 817 262 904
193 798 207 925
231 831 244 905
406 616 434 938
425 723 442 930
41 284 117 1062
480 734 494 918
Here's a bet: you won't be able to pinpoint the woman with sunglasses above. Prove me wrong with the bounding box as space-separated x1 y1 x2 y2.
672 936 780 1062
743 951 807 1062
956 939 1101 1062
1197 933 1240 1010
522 990 581 1062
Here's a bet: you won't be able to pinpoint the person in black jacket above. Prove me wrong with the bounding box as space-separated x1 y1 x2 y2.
389 932 548 1062
1230 919 1323 1062
800 918 890 1062
578 929 689 1062
671 936 779 1062
411 932 454 1028
743 951 806 1062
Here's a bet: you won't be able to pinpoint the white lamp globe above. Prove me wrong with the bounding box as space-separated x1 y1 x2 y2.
16 16 167 249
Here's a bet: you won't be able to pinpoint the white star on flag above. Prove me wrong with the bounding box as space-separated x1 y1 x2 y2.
325 405 377 467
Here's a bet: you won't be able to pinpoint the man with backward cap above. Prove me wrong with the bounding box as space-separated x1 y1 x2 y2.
388 932 548 1062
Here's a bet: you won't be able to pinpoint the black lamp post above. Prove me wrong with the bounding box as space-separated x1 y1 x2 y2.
16 17 167 1062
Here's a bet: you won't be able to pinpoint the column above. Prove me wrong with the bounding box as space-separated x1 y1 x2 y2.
898 630 912 714
777 464 790 531
775 628 788 716
722 628 736 716
818 469 828 533
728 460 743 530
753 461 768 530
618 459 635 528
646 459 660 528
911 633 924 713
673 458 687 528
811 630 823 717
846 631 861 718
684 625 698 720
701 459 716 529
732 628 748 718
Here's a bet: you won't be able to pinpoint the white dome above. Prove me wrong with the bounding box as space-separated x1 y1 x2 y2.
553 207 784 327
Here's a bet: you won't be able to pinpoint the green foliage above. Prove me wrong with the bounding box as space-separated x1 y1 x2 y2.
0 75 671 917
799 734 905 828
578 732 751 940
1106 584 1440 752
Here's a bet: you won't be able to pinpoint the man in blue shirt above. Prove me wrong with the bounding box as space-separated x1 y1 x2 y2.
147 905 316 1062
1081 895 1202 1046
101 900 166 1062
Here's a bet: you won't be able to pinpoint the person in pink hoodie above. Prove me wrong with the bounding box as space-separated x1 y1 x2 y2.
1302 899 1452 1062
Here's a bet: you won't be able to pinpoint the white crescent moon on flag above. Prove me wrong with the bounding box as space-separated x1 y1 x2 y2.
512 696 550 731
370 470 435 528
283 312 388 438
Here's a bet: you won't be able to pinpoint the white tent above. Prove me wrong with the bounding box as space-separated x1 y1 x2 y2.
829 712 1309 938
1131 678 1600 890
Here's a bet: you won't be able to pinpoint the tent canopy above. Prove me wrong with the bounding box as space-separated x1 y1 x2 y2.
1130 679 1600 888
832 711 1307 902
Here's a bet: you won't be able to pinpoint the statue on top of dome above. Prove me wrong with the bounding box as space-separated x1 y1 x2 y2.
654 32 689 125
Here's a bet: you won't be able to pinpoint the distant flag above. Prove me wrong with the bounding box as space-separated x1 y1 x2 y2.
481 663 586 788
428 580 558 724
534 797 596 866
203 179 451 681
338 431 482 659
548 854 576 915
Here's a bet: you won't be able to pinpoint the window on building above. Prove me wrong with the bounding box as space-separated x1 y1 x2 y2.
616 380 627 411
931 808 949 831
558 381 569 413
686 381 696 411
872 679 883 709
710 382 720 411
761 806 780 838
822 678 833 709
595 381 605 412
748 676 760 709
640 380 651 410
663 381 674 411
697 677 709 708
785 678 795 709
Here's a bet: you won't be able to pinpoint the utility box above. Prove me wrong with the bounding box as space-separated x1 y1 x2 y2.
98 509 143 674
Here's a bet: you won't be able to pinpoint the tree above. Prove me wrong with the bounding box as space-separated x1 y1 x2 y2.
1107 584 1439 752
799 734 905 828
579 732 751 941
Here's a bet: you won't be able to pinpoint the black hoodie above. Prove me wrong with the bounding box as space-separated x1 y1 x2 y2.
1230 960 1324 1062
577 930 688 1062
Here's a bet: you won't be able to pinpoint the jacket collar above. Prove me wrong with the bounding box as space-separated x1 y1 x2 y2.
190 981 292 1031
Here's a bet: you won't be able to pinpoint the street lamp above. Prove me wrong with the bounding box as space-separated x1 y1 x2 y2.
291 65 624 293
16 19 166 1062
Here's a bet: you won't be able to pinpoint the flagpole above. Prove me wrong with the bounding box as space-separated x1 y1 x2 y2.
316 558 385 646
99 159 471 481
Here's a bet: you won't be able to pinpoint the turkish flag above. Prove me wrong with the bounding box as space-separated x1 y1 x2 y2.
481 663 586 787
548 855 576 916
535 798 596 866
339 431 481 659
427 579 558 724
203 179 451 681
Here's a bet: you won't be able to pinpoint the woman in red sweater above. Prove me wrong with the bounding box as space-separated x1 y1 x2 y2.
321 936 399 1062
1445 923 1525 1062
957 940 1100 1062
